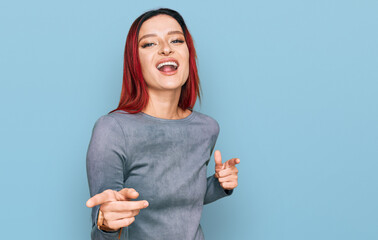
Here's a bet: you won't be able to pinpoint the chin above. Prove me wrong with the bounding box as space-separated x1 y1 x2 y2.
160 82 184 90
157 77 187 87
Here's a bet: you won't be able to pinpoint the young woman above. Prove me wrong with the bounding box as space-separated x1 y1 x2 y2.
86 8 240 240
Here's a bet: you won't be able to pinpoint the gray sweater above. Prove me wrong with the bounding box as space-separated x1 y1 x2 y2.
86 110 233 240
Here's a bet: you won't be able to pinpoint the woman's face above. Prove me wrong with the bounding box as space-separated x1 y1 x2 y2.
138 14 190 91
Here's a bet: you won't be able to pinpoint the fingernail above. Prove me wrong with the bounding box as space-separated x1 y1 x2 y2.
144 201 149 207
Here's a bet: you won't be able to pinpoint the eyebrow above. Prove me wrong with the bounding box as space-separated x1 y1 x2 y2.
138 31 184 43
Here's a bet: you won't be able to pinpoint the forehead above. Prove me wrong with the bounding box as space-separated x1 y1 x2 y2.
138 14 182 38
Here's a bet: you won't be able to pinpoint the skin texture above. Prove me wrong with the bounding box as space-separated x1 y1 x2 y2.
86 14 240 232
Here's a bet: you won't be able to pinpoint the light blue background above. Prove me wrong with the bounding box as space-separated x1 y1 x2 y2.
1 0 377 239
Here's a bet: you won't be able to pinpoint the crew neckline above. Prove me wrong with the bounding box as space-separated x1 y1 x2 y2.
139 109 196 123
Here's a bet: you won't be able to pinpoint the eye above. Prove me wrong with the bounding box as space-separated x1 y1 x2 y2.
141 42 155 48
171 39 184 44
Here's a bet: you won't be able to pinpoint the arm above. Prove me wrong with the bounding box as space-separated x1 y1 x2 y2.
86 115 127 239
204 174 233 205
204 122 233 205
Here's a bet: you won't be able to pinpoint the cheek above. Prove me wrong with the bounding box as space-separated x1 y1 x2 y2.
184 47 189 62
182 48 190 72
138 54 151 73
138 53 144 69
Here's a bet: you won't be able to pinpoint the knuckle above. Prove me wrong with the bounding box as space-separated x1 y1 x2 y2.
101 202 113 212
100 204 108 212
104 189 115 199
106 221 116 229
124 201 133 209
126 217 135 226
126 211 134 217
115 192 126 201
101 204 110 212
127 201 142 211
104 189 113 195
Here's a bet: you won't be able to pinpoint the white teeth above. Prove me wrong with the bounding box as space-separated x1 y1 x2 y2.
157 61 178 70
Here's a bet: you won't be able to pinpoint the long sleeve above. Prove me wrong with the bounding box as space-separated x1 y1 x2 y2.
204 174 233 205
204 120 233 205
86 115 127 240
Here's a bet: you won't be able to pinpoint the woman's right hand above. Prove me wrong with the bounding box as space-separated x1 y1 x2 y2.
86 188 149 231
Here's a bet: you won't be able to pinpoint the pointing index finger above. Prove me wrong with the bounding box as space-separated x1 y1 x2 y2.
86 189 125 208
225 158 240 168
102 200 149 212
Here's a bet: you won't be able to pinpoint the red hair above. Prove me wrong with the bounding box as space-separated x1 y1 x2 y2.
109 8 201 114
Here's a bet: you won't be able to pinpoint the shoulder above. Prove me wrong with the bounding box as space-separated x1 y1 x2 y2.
92 110 143 135
193 111 220 134
94 114 118 127
94 110 135 128
91 114 125 138
88 114 127 156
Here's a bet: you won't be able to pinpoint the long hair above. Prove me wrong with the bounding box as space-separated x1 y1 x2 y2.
109 8 202 114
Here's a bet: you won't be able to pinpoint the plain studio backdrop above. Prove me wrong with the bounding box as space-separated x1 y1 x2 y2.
0 0 377 239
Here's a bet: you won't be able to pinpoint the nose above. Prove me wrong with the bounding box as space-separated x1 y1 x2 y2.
159 41 173 55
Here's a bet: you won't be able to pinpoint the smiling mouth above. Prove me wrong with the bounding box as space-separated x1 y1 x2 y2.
156 61 178 73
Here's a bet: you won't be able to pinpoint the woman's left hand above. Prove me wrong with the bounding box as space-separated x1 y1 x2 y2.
213 150 240 190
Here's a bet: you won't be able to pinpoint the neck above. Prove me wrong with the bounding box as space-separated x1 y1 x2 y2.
142 87 187 120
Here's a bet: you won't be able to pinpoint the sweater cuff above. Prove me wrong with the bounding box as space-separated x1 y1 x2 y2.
224 188 234 196
204 174 234 205
91 206 122 239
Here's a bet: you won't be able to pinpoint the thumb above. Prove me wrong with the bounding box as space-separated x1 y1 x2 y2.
86 189 125 208
214 150 224 172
